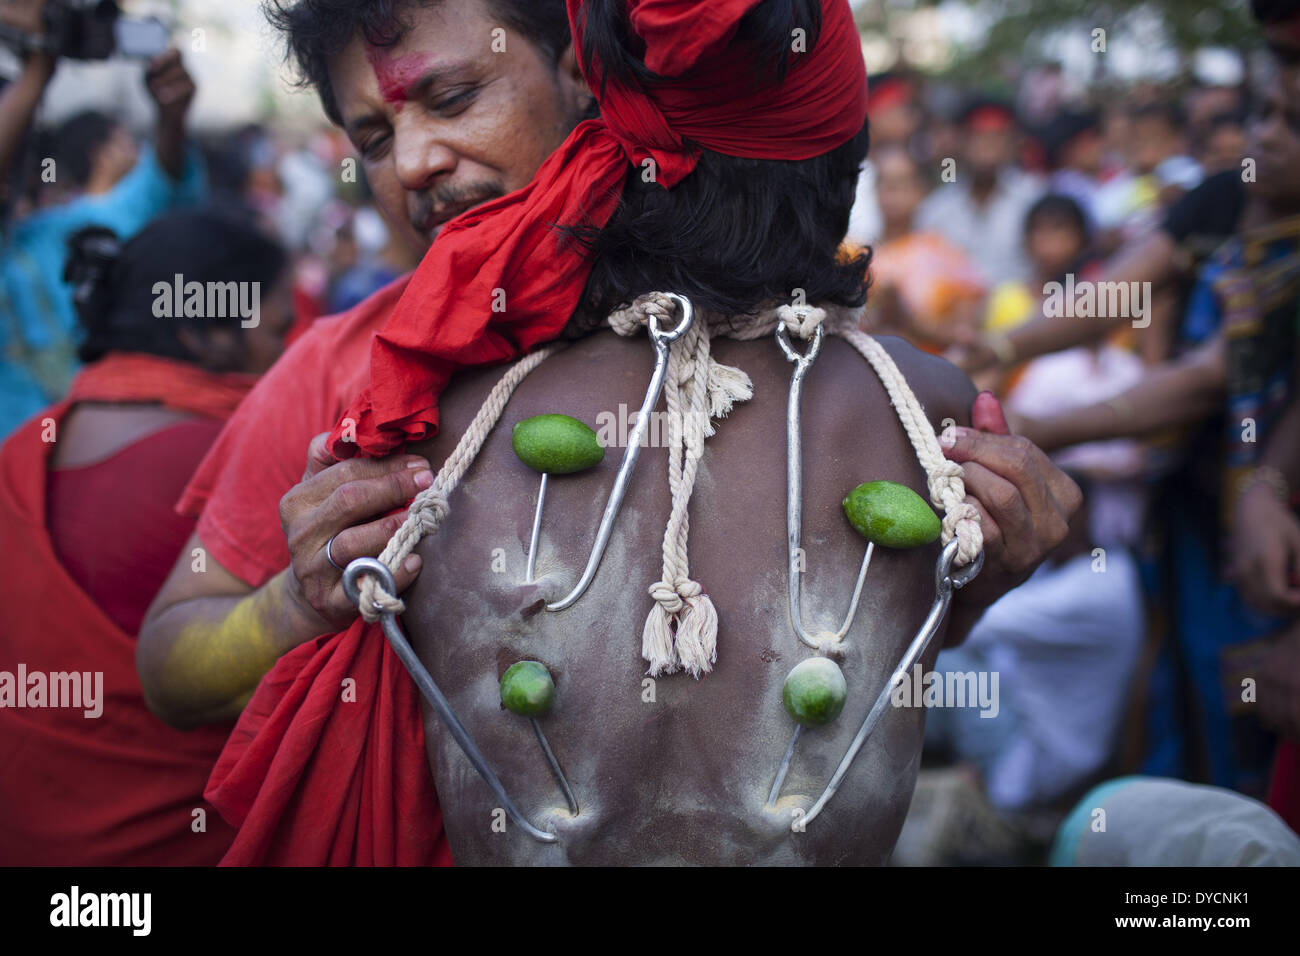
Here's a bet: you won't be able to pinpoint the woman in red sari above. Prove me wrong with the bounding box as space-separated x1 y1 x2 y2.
0 207 292 864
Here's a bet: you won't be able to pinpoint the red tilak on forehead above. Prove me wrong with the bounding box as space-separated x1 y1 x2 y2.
364 45 436 111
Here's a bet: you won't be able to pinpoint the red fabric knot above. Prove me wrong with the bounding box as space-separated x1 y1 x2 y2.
326 0 866 460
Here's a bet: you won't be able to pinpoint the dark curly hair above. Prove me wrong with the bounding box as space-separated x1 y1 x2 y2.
565 0 870 327
264 0 573 125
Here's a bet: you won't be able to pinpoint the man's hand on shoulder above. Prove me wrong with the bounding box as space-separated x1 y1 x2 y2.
279 432 432 630
866 343 1077 639
138 433 435 727
940 391 1083 642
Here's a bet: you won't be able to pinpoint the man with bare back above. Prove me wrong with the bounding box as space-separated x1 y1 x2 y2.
140 0 1080 865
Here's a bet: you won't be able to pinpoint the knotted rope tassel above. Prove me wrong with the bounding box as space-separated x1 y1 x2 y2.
610 293 753 677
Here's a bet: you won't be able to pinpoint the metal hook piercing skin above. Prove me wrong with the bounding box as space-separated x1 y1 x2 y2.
765 723 803 807
341 558 558 844
795 540 985 830
530 717 580 815
524 472 548 584
777 323 876 651
544 293 696 612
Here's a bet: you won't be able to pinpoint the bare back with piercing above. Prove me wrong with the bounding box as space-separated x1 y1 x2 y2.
401 323 976 865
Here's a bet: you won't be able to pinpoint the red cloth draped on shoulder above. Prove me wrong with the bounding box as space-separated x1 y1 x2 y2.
0 352 254 865
64 349 259 418
204 0 866 865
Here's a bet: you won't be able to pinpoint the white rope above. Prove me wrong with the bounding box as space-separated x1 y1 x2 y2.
609 293 753 676
776 302 826 340
834 322 983 566
355 344 565 622
719 299 981 568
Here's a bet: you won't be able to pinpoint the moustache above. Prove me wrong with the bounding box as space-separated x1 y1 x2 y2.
409 183 505 233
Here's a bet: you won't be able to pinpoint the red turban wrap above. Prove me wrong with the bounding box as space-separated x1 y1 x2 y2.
327 0 867 459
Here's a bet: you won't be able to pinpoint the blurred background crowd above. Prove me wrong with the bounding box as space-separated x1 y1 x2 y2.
2 0 1299 865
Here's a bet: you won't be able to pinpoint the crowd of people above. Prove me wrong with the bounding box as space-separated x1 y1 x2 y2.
0 0 1296 867
857 2 1300 862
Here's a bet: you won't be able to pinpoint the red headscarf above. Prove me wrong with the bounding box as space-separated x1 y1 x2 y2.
328 0 867 459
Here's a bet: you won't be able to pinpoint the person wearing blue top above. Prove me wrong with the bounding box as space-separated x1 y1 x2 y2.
0 38 206 439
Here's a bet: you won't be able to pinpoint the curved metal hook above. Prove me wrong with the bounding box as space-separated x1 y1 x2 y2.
544 293 695 612
796 539 984 829
778 323 873 651
342 558 558 843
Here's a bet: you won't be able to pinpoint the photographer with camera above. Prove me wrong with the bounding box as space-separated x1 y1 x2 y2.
0 0 206 439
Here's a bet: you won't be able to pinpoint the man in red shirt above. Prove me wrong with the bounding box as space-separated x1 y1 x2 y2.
139 0 1080 863
138 0 590 730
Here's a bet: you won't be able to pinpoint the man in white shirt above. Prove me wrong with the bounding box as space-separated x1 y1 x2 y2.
915 98 1042 286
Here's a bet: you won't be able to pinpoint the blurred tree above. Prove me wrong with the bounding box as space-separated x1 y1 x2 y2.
854 0 1260 82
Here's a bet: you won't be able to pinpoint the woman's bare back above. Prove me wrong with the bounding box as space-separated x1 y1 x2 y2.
404 328 975 864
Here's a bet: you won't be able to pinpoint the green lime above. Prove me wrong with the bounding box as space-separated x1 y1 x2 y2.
782 657 847 727
500 661 555 718
842 479 941 549
512 414 605 475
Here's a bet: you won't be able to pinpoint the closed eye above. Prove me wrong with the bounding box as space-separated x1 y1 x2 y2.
360 131 392 161
427 86 479 117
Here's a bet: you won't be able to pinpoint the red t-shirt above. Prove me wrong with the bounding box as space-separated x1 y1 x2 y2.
175 273 450 866
177 274 411 585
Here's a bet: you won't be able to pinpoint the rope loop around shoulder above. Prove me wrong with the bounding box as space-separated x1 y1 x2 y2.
353 344 564 622
832 322 983 568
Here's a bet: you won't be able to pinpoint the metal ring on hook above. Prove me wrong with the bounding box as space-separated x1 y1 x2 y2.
340 556 394 611
342 558 558 843
544 294 696 612
648 292 695 343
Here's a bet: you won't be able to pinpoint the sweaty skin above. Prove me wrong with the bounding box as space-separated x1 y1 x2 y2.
402 328 975 865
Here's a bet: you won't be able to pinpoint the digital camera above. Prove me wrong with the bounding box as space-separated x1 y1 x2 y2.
1 0 169 60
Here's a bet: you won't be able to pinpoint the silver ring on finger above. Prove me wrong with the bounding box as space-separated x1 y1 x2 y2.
325 534 345 572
